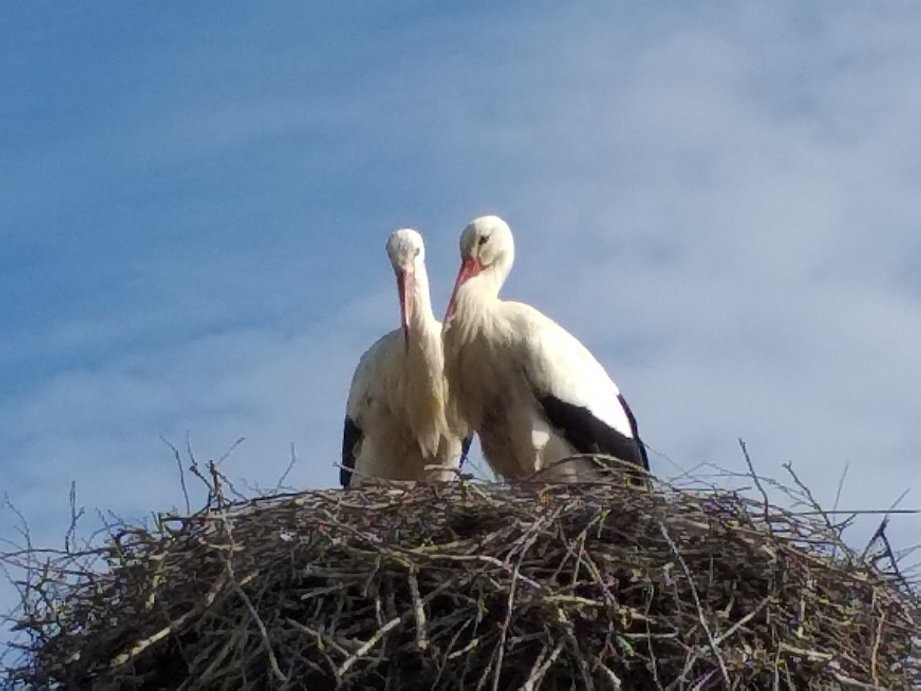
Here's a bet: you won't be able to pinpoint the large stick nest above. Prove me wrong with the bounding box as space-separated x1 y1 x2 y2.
3 469 920 689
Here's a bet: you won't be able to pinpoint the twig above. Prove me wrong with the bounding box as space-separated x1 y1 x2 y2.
274 443 299 493
109 574 228 668
216 436 247 466
491 557 520 691
407 565 428 651
161 436 191 515
659 521 731 688
713 595 773 645
739 438 772 535
336 576 458 678
521 638 565 690
832 461 850 514
213 509 287 684
64 481 85 554
871 606 885 688
782 462 837 541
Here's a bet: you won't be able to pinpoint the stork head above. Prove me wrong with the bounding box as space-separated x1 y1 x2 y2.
386 228 425 349
445 215 514 321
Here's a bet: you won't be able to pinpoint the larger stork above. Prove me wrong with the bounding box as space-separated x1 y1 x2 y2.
341 229 471 488
442 215 648 482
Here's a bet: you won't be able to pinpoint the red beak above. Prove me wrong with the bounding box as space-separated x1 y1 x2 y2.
397 269 413 351
444 257 482 322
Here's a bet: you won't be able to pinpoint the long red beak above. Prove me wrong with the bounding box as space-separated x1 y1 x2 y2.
397 269 413 350
444 257 482 322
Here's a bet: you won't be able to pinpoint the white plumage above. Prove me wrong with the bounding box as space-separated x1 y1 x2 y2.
442 215 648 481
341 229 470 488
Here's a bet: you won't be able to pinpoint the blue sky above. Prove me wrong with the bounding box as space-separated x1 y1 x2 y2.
3 2 921 645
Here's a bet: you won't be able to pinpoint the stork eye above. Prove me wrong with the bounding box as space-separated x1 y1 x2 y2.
414 247 420 257
478 235 489 246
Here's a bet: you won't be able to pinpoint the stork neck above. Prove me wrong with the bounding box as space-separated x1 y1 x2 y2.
403 267 442 366
402 268 448 456
453 268 504 322
406 267 436 335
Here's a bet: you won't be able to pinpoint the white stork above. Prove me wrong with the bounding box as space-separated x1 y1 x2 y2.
441 215 649 482
341 228 472 488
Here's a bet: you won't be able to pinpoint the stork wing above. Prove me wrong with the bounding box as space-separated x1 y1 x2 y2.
341 416 361 488
341 331 394 489
510 302 648 471
538 394 648 470
460 433 474 468
617 392 649 470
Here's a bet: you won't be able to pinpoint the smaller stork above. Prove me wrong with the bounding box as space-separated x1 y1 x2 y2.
341 229 471 488
442 215 648 483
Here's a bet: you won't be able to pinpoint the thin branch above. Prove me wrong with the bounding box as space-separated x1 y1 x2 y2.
161 436 191 515
274 443 299 493
739 438 772 535
659 521 731 687
64 480 85 554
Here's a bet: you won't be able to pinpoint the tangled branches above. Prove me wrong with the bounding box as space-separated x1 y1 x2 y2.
2 469 920 689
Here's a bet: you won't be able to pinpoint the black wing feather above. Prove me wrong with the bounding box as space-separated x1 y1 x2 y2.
617 393 649 470
340 416 361 489
538 394 648 470
460 433 474 468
